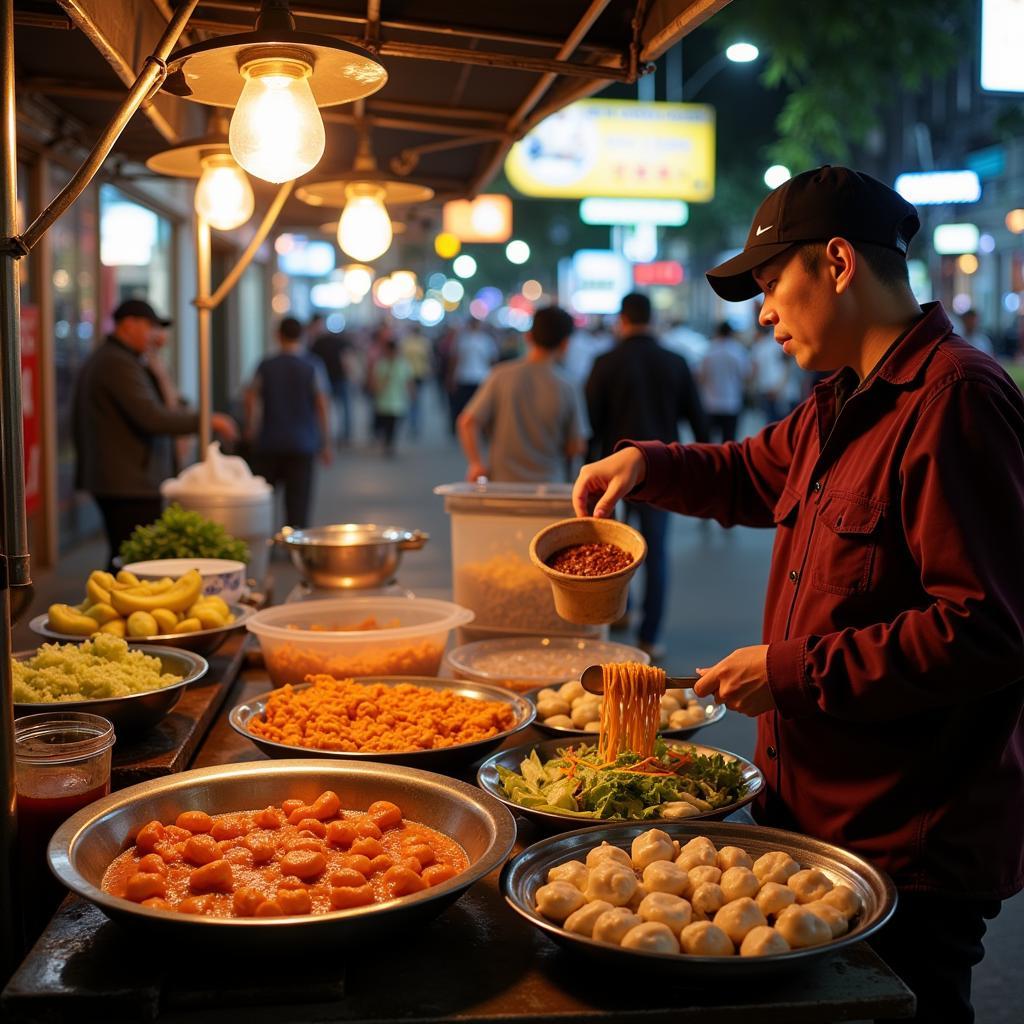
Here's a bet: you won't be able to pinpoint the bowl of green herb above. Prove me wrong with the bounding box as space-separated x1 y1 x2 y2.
477 736 762 831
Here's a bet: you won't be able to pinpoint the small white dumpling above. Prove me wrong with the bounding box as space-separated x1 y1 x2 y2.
584 860 638 907
690 881 726 920
583 720 601 733
679 920 734 956
621 921 680 954
638 891 692 932
585 842 632 870
687 864 722 888
591 907 642 945
571 700 601 728
547 859 588 891
537 696 571 719
820 884 864 921
669 705 706 729
660 694 682 713
642 859 690 897
536 687 560 702
534 880 585 922
739 925 791 957
788 867 833 904
803 901 849 937
545 714 574 729
720 866 760 903
563 899 614 937
756 881 797 919
713 896 767 945
774 904 832 949
716 845 754 872
558 679 586 702
631 828 676 870
627 884 648 912
658 801 702 820
675 836 717 871
753 850 800 886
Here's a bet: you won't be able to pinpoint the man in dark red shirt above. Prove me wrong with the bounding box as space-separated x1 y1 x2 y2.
573 166 1024 1023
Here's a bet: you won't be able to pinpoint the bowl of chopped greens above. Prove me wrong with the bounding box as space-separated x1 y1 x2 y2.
119 504 250 568
477 737 762 831
12 637 208 736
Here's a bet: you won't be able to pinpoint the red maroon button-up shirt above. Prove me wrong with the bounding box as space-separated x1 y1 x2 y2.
627 303 1024 898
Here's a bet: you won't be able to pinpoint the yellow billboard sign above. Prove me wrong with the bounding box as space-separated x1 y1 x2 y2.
505 99 715 202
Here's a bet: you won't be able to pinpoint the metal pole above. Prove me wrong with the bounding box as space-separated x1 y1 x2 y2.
196 215 212 454
0 0 24 979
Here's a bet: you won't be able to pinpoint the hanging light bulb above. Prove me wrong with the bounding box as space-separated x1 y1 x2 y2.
194 153 255 230
229 55 325 183
337 182 393 261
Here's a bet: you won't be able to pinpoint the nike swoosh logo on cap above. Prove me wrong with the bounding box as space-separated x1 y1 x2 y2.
756 224 773 236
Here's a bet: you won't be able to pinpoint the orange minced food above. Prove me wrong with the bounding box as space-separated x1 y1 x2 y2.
249 676 518 752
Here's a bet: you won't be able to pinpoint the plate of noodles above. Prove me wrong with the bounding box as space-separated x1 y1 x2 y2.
477 662 760 830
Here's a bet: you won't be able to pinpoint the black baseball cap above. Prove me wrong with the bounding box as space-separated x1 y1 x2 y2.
706 165 921 302
112 298 172 326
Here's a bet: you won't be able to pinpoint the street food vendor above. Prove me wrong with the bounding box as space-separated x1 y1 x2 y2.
572 166 1024 1023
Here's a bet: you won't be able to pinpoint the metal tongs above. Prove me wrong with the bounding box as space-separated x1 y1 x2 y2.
580 664 700 695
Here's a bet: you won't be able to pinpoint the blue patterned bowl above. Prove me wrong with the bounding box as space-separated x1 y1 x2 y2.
122 558 248 603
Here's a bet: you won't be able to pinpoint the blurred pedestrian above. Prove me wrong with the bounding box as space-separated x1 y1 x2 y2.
308 317 355 448
748 320 790 425
586 292 708 659
699 321 750 442
245 317 331 529
371 337 413 457
401 325 432 438
457 305 584 483
73 298 237 568
447 318 497 433
959 309 994 356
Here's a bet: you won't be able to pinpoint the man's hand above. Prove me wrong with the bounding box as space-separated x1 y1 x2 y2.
693 644 775 717
572 447 646 518
465 461 488 483
210 412 239 443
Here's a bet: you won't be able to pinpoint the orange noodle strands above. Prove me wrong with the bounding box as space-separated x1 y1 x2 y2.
598 662 666 761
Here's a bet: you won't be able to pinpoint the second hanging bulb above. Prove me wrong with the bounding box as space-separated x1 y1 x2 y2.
194 154 255 231
337 183 393 262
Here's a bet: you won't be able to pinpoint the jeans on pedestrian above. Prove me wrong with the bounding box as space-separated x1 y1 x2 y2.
94 495 163 570
332 380 351 444
407 378 424 437
625 502 668 646
449 382 478 434
871 891 1000 1023
252 452 316 529
709 411 739 443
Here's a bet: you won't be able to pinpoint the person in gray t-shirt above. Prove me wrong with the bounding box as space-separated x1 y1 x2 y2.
457 306 584 482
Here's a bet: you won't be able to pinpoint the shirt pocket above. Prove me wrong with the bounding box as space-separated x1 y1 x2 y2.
811 492 885 596
772 486 801 527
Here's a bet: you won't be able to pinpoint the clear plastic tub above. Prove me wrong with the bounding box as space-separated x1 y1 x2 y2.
434 482 602 640
445 635 650 693
247 597 474 686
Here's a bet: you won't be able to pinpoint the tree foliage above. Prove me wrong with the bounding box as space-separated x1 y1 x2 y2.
714 0 975 169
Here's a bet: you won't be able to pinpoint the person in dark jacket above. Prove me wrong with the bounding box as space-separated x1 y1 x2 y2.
573 167 1024 1024
72 299 237 567
244 317 332 529
585 292 708 658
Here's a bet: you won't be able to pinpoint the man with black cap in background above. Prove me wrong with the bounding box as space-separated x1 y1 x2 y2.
73 298 237 567
573 166 1024 1022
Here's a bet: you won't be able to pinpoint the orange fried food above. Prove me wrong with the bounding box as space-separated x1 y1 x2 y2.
248 677 518 753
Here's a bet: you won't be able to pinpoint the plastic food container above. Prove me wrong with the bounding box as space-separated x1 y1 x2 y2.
434 482 603 642
445 636 650 693
246 597 474 685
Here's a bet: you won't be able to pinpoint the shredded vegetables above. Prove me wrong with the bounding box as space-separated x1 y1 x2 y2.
496 739 747 820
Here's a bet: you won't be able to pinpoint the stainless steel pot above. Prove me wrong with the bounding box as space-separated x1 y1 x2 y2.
276 524 429 589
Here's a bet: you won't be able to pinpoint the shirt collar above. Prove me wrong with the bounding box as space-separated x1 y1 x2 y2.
872 301 953 386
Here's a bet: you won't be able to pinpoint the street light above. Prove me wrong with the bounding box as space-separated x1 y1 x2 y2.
680 42 760 102
764 164 792 189
726 42 760 63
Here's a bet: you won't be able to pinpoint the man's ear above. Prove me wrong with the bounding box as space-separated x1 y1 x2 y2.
825 237 856 294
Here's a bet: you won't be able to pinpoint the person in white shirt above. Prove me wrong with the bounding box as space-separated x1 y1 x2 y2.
447 318 498 433
960 309 994 357
749 322 790 424
698 321 750 442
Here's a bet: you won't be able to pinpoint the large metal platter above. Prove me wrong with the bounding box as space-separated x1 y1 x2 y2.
29 603 253 657
49 758 516 948
477 736 763 831
13 645 208 736
525 684 726 740
230 675 535 770
502 820 897 977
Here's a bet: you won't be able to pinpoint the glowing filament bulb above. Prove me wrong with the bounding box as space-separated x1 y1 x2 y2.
194 153 254 230
337 182 392 262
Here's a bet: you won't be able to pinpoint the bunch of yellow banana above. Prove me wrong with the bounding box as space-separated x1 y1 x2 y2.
48 569 236 638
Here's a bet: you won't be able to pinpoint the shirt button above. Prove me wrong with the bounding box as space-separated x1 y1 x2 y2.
813 481 822 492
789 570 800 584
767 745 778 759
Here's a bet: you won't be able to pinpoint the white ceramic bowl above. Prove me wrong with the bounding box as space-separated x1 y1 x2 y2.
121 558 248 603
